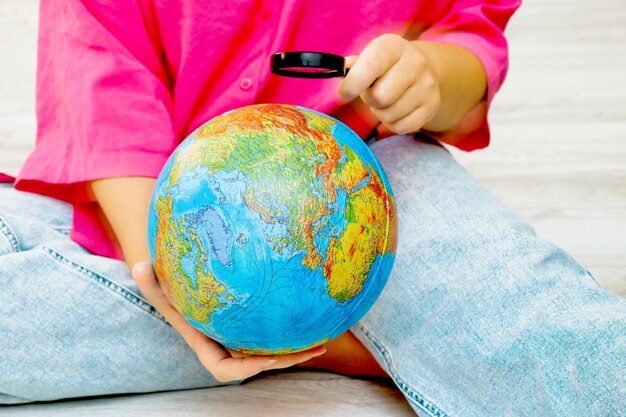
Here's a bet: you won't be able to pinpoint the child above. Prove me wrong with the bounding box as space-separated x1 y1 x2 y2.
1 0 624 415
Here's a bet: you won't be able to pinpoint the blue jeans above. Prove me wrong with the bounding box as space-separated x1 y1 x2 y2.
1 136 625 415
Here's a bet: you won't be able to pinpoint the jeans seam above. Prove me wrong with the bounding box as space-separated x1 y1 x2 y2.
0 213 20 252
55 228 72 236
41 246 170 326
356 323 452 417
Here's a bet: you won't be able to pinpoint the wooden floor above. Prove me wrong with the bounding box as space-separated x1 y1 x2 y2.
1 0 624 415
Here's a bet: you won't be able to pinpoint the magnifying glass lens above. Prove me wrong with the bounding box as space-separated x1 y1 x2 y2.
271 52 347 78
280 67 338 74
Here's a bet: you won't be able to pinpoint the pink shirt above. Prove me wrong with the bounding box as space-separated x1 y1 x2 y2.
1 0 520 260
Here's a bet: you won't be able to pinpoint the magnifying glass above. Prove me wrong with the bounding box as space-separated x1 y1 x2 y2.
270 51 380 142
270 52 348 78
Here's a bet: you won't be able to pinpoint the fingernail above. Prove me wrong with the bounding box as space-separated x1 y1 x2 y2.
261 359 278 368
131 263 142 278
133 261 146 270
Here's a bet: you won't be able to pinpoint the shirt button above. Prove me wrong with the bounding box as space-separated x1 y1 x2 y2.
240 77 253 90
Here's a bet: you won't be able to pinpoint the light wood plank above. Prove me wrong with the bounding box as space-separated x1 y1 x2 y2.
1 372 415 417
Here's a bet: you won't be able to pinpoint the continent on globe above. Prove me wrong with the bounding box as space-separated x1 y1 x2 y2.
148 104 397 354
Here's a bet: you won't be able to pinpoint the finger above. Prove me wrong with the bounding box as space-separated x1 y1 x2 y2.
132 262 172 307
225 347 248 359
383 105 437 135
338 34 404 101
370 91 418 126
344 55 358 69
226 345 327 375
208 345 327 382
369 79 426 124
261 345 328 371
132 262 220 352
225 344 325 364
360 55 422 109
224 346 325 359
373 70 440 125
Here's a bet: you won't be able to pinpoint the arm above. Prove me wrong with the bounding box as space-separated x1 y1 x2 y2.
412 40 487 132
90 177 155 269
338 0 520 147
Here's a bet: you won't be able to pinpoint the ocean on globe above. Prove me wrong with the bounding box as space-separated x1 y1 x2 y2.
148 104 397 354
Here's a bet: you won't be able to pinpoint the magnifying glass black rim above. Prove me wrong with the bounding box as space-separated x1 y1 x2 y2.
271 51 347 79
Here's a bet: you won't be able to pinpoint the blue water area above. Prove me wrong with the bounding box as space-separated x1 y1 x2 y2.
311 185 349 261
180 253 198 289
185 178 352 350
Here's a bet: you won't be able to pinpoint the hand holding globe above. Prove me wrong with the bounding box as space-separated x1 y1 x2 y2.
132 262 328 382
139 104 397 379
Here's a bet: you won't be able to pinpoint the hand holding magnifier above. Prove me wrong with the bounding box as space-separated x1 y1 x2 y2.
272 36 443 138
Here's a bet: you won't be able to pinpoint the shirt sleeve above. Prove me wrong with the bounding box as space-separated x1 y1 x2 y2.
418 0 521 151
16 0 176 203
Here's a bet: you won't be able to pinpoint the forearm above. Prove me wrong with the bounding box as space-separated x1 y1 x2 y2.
90 177 156 269
411 40 487 132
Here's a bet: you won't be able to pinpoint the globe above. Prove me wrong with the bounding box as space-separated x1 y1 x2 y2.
148 104 397 355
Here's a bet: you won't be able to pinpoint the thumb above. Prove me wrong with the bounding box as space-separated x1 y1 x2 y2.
344 55 358 69
131 261 172 307
131 261 154 283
